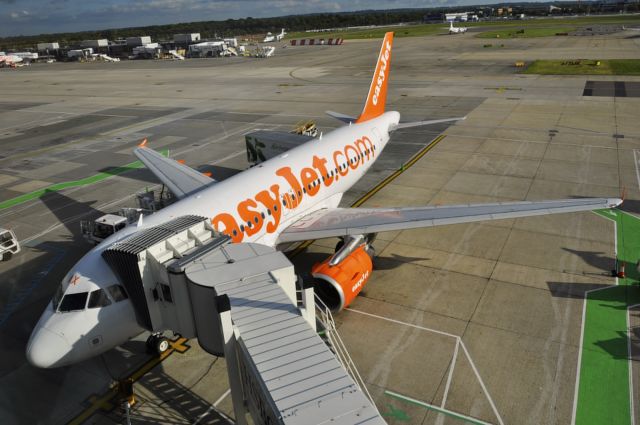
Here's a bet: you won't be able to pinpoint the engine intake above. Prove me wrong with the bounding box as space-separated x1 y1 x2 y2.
311 245 373 312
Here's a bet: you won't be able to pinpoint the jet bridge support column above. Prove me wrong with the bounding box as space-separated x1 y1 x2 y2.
299 280 316 332
217 294 249 425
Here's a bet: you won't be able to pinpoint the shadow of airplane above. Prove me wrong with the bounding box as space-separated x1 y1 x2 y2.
619 199 640 216
594 330 635 360
561 247 616 275
112 363 231 425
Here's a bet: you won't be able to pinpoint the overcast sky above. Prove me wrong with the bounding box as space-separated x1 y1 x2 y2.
1 0 520 37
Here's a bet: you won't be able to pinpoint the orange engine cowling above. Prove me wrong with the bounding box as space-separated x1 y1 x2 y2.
311 245 373 312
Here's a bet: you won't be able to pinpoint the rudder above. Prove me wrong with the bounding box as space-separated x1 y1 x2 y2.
356 32 394 123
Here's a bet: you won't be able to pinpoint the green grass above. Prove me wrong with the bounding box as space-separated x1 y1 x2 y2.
575 210 640 425
522 59 640 75
285 14 640 41
476 26 576 38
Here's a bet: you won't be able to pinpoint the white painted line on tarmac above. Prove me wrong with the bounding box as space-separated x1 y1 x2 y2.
385 389 493 425
628 303 639 425
214 388 231 407
458 342 505 425
634 150 640 191
347 308 505 425
346 308 459 339
15 148 247 245
441 338 459 409
192 388 232 425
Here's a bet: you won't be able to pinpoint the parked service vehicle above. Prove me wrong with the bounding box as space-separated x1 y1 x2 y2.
0 228 20 260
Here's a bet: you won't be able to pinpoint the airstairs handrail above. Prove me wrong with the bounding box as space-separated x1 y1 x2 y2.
313 294 378 411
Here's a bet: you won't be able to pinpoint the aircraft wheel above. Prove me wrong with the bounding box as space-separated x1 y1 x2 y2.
156 337 170 355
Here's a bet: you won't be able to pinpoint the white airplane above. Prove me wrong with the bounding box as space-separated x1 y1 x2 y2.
447 21 468 34
26 32 621 368
0 54 23 68
264 28 286 42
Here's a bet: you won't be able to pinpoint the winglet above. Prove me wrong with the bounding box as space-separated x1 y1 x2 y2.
356 32 394 123
138 138 148 148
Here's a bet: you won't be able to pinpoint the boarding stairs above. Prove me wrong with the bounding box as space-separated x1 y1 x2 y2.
169 50 185 60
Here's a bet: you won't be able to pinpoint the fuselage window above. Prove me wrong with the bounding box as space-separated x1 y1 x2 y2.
88 289 112 308
59 292 88 312
107 285 128 302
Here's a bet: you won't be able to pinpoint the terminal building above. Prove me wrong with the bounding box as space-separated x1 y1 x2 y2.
174 33 201 46
126 36 152 47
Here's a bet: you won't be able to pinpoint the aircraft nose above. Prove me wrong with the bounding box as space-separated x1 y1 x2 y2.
26 327 72 368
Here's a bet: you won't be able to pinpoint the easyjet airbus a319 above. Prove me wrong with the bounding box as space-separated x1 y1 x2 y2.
26 33 621 368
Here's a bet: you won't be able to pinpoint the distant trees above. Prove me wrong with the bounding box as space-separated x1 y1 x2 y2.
0 9 432 50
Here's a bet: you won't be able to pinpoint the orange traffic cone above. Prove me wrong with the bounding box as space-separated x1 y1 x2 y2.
618 261 626 278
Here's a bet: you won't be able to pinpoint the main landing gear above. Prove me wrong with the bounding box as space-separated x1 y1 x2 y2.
146 333 170 355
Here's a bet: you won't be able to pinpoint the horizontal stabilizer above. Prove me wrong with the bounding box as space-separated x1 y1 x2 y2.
278 197 622 243
325 110 357 124
390 116 466 131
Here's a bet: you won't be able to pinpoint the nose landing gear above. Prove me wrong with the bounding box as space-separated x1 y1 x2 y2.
146 334 170 355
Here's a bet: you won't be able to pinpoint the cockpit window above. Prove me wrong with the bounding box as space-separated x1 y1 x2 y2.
88 289 112 308
107 285 128 302
52 284 64 310
58 292 88 312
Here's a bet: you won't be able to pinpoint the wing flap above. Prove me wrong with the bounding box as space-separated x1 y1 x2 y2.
277 198 622 243
134 147 215 199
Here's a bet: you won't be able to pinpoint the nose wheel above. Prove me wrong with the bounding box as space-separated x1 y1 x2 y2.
146 334 170 355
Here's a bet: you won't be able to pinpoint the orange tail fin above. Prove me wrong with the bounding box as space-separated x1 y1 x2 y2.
356 32 394 123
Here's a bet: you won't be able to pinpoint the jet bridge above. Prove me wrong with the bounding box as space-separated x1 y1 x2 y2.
103 215 385 425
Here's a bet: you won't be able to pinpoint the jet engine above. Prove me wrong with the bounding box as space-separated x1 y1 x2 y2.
311 244 373 312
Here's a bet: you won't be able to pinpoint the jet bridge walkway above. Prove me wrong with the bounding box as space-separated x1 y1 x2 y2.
103 215 385 425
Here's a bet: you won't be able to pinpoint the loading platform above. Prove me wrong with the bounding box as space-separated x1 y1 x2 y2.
103 215 385 424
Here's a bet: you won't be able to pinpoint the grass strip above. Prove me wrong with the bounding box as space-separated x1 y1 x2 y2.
522 59 640 75
574 209 640 425
0 149 169 210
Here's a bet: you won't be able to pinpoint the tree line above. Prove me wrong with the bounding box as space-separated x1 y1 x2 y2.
0 9 441 50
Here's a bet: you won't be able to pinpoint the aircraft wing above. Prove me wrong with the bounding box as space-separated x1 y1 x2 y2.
326 110 357 124
390 117 466 131
277 198 621 243
134 146 215 199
